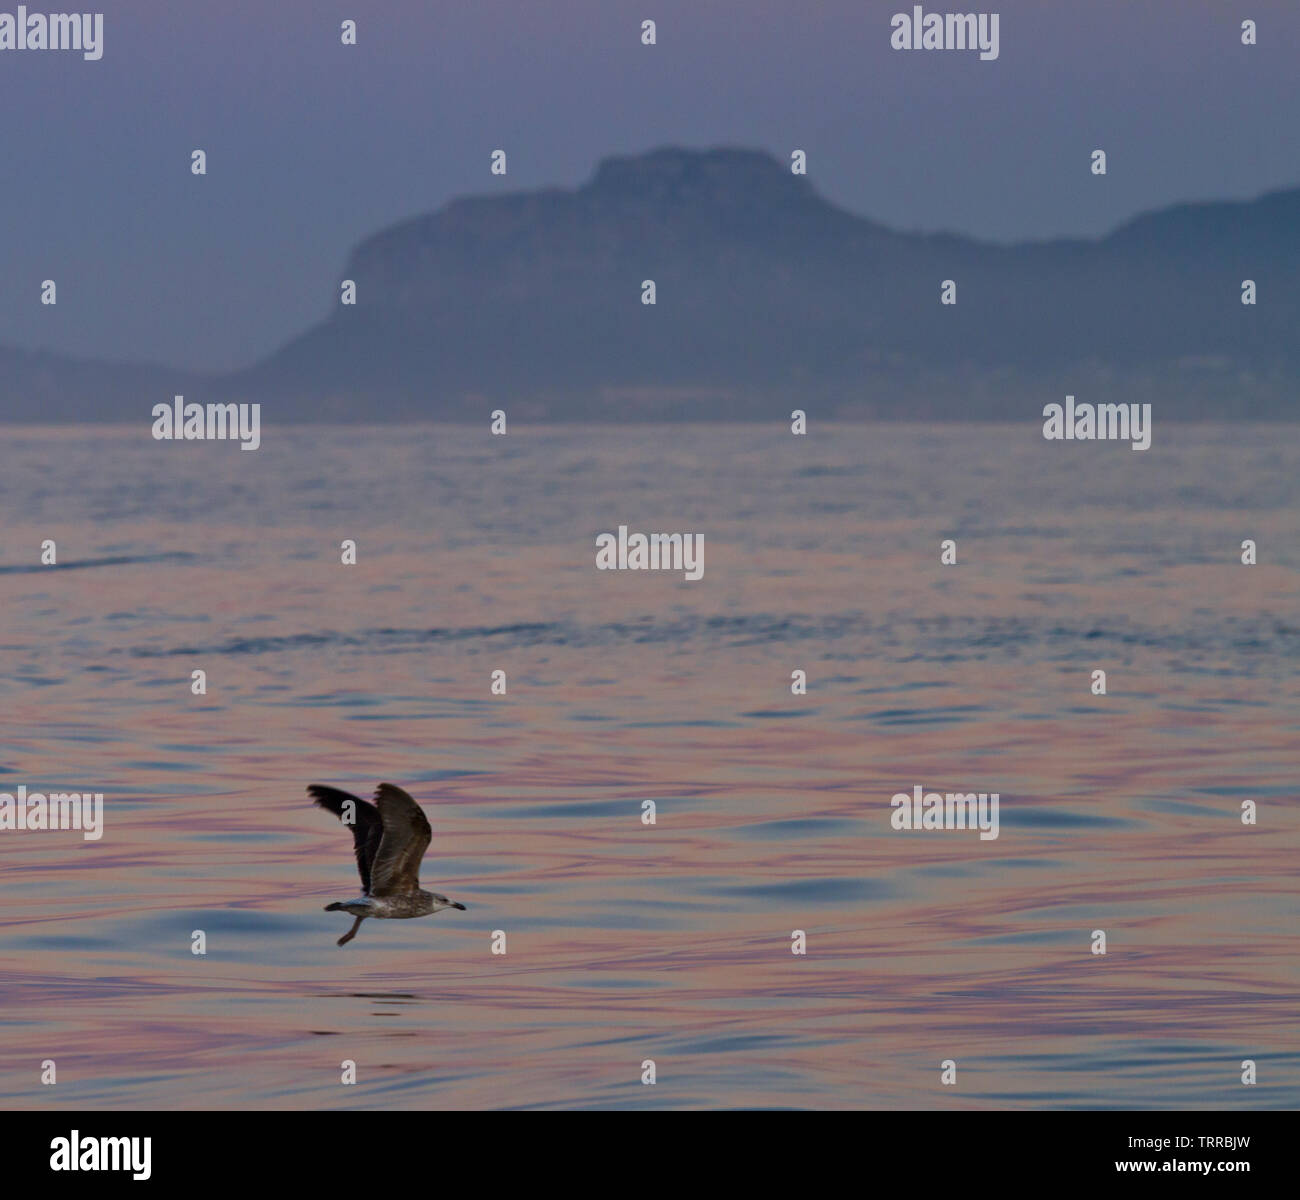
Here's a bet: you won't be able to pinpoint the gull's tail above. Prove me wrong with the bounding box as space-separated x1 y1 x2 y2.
324 902 344 911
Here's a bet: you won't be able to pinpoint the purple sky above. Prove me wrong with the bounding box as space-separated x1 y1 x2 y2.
1 0 1295 370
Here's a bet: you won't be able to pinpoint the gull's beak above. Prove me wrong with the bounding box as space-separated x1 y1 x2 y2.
451 902 467 910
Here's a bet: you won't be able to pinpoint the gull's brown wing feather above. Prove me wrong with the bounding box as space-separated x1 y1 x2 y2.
309 785 383 894
369 783 433 896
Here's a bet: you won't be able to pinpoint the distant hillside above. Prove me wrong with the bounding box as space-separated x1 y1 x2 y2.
0 346 203 423
4 147 1298 421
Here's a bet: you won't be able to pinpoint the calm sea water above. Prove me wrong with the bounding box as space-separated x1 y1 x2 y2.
1 421 1297 1110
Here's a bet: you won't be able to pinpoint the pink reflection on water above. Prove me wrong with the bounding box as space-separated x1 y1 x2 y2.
1 424 1297 1108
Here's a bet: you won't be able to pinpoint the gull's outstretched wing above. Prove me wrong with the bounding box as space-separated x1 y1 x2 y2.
308 785 383 894
369 783 433 897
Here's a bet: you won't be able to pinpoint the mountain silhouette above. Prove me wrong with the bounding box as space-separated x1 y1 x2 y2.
5 147 1297 421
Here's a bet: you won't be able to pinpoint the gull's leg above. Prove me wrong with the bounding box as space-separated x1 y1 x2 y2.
337 916 364 946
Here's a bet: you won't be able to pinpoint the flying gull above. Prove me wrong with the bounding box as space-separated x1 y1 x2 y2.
309 782 466 946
